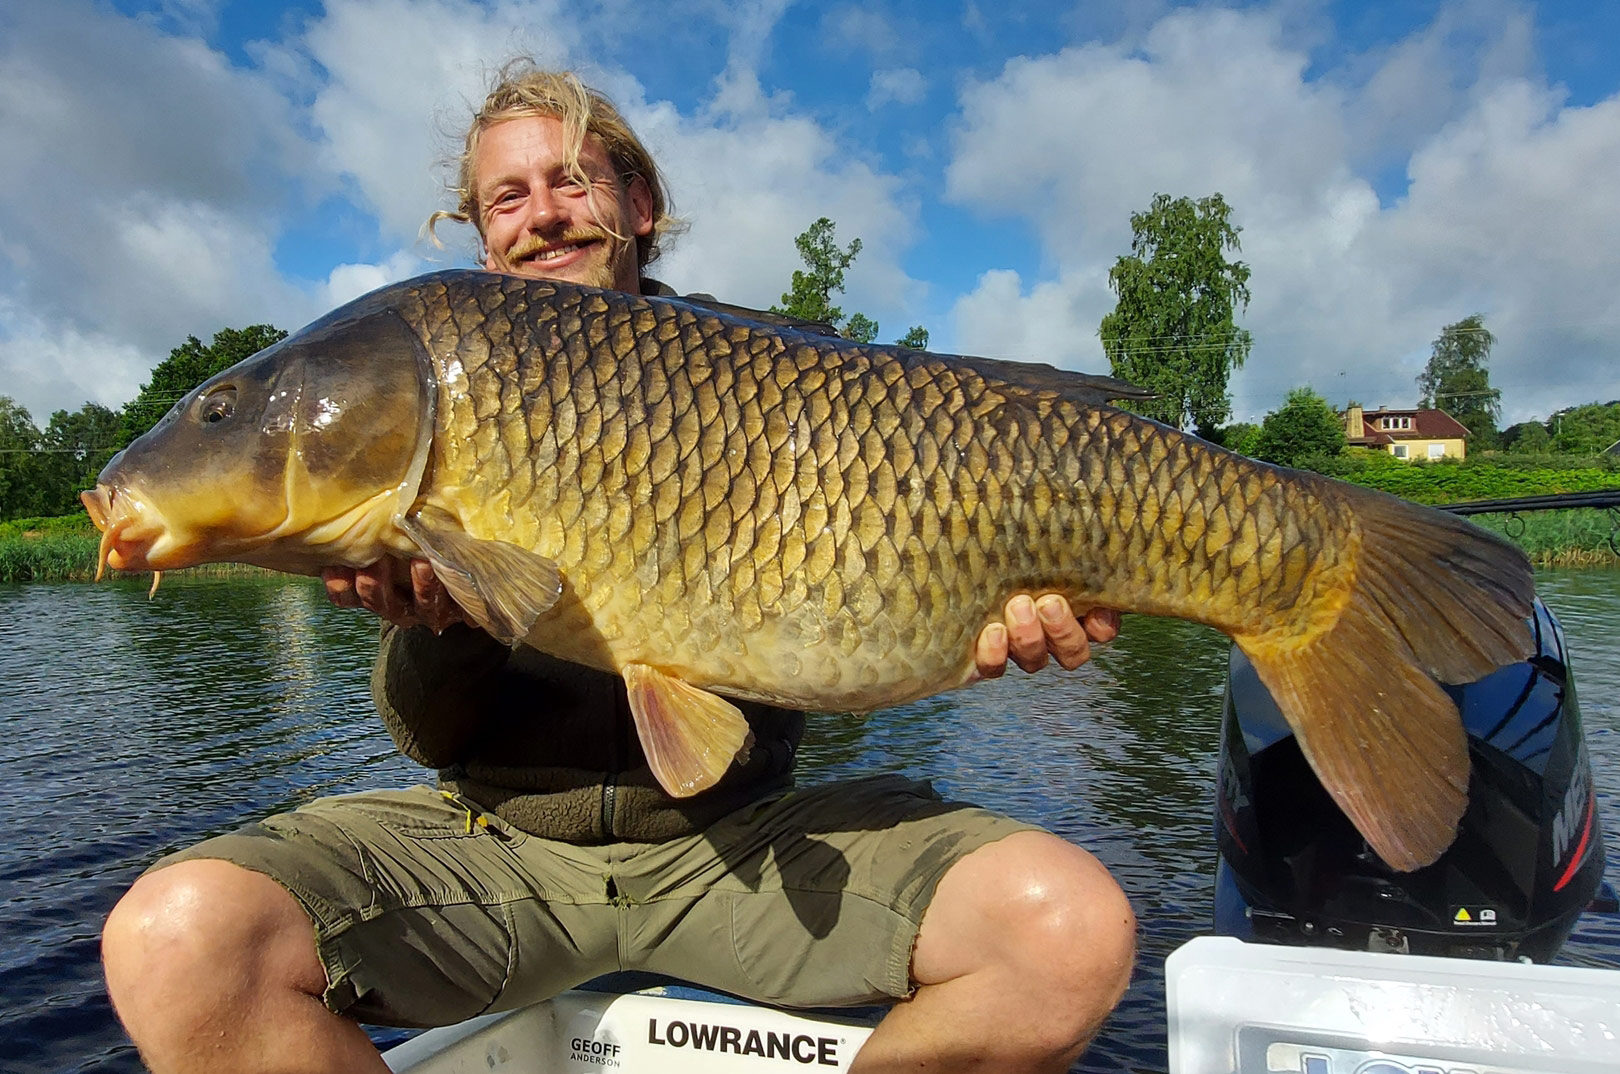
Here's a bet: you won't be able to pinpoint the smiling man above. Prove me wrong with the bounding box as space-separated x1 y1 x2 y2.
100 63 1134 1074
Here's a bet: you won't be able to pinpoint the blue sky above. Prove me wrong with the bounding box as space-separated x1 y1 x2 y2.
4 0 1619 428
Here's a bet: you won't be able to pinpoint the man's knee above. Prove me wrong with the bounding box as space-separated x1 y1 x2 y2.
984 834 1133 977
920 832 1136 1026
103 859 324 1024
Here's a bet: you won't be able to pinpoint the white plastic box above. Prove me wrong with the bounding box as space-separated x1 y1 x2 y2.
1166 936 1620 1074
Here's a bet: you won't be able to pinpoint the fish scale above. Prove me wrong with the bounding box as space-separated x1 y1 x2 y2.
84 269 1536 869
406 275 1338 708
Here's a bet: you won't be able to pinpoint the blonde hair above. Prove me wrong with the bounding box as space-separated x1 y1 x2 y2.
428 61 679 268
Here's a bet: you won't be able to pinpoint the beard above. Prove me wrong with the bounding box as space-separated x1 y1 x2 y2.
500 228 633 291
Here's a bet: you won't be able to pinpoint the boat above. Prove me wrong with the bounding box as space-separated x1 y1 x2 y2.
387 594 1620 1073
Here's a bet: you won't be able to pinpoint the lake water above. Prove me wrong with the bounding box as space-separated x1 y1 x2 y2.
3 569 1618 1073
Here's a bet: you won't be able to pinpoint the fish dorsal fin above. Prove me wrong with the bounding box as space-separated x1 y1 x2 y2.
622 663 756 798
400 506 562 645
936 353 1153 408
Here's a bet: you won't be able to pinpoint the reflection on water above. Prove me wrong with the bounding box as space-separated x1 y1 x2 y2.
2 569 1618 1072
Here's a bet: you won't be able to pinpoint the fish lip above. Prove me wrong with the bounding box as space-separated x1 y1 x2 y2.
80 485 112 529
79 484 179 575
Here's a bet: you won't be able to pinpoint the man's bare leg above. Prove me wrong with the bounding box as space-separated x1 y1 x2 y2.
851 832 1135 1073
102 859 389 1074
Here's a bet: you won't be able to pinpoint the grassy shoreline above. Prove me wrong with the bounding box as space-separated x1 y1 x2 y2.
4 506 1615 584
0 517 274 583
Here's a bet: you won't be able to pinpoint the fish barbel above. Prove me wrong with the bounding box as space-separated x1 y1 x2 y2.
81 270 1534 871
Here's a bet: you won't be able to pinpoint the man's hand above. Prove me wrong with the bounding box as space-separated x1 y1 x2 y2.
320 559 472 633
974 595 1120 679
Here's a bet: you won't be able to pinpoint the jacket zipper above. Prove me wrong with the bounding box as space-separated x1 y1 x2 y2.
601 776 617 836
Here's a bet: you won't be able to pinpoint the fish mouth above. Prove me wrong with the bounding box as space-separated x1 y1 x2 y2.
79 484 185 578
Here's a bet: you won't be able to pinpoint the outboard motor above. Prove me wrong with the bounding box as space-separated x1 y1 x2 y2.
1214 596 1612 962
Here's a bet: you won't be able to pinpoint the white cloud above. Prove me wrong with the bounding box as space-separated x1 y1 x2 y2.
0 1 319 418
951 268 1115 368
943 4 1620 423
290 0 578 248
625 73 916 314
868 67 926 110
322 251 429 309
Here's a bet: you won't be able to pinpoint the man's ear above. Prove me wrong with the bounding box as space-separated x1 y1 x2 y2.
626 175 654 237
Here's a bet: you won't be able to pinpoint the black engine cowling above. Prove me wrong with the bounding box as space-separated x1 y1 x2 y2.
1214 596 1607 962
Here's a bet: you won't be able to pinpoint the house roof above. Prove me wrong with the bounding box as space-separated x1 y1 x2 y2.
1346 407 1470 445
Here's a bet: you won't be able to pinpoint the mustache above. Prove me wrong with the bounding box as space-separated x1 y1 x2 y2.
504 229 613 263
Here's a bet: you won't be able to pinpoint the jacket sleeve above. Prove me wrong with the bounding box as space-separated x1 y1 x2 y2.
371 622 514 768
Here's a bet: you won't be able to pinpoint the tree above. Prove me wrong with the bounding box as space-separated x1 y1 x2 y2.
1417 314 1501 449
1099 193 1253 436
773 217 926 346
843 312 879 345
34 403 124 516
1216 421 1262 456
1500 420 1552 454
896 325 929 350
122 324 287 442
0 397 44 520
1548 401 1620 455
1253 387 1346 469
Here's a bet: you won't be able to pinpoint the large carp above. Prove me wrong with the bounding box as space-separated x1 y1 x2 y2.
83 270 1533 871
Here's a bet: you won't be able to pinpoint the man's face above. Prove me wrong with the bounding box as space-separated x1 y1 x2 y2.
474 115 653 293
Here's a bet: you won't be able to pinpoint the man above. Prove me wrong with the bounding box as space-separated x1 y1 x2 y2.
101 64 1135 1074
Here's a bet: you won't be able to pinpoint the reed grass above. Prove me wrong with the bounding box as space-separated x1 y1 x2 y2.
0 516 268 583
1467 508 1619 567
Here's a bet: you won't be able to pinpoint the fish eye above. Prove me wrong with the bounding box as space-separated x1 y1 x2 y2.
198 386 237 425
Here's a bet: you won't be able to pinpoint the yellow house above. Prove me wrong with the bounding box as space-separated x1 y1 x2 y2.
1343 405 1469 461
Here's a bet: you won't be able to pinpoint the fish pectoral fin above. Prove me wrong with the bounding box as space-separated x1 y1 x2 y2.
400 508 562 645
622 663 755 799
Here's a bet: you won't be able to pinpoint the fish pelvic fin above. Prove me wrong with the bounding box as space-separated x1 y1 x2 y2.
400 507 562 645
622 663 755 799
1237 485 1534 873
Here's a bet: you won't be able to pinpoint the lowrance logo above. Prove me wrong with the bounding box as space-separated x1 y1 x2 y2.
647 1017 839 1065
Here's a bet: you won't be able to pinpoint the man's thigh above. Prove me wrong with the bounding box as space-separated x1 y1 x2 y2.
613 774 1039 1008
154 786 622 1027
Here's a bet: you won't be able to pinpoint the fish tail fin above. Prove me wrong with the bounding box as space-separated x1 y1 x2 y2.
1237 486 1534 872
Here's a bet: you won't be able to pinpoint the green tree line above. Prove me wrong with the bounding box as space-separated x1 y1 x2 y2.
1 325 285 521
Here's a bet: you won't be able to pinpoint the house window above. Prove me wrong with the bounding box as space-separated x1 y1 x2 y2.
1428 443 1446 459
1381 416 1411 430
1393 444 1409 459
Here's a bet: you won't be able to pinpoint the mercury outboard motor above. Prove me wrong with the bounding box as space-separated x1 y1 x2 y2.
1214 596 1612 962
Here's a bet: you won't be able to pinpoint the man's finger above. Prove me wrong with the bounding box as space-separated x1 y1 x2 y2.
1036 594 1092 670
355 563 410 624
1082 607 1121 644
974 622 1010 680
409 560 471 633
1004 594 1049 673
321 567 359 608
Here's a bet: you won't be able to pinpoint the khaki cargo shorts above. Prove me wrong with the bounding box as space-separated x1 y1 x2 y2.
155 774 1037 1028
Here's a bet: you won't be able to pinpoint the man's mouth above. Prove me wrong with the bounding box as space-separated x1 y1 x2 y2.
526 241 591 263
507 232 605 266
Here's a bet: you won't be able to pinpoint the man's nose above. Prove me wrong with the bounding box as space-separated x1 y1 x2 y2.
522 185 565 229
